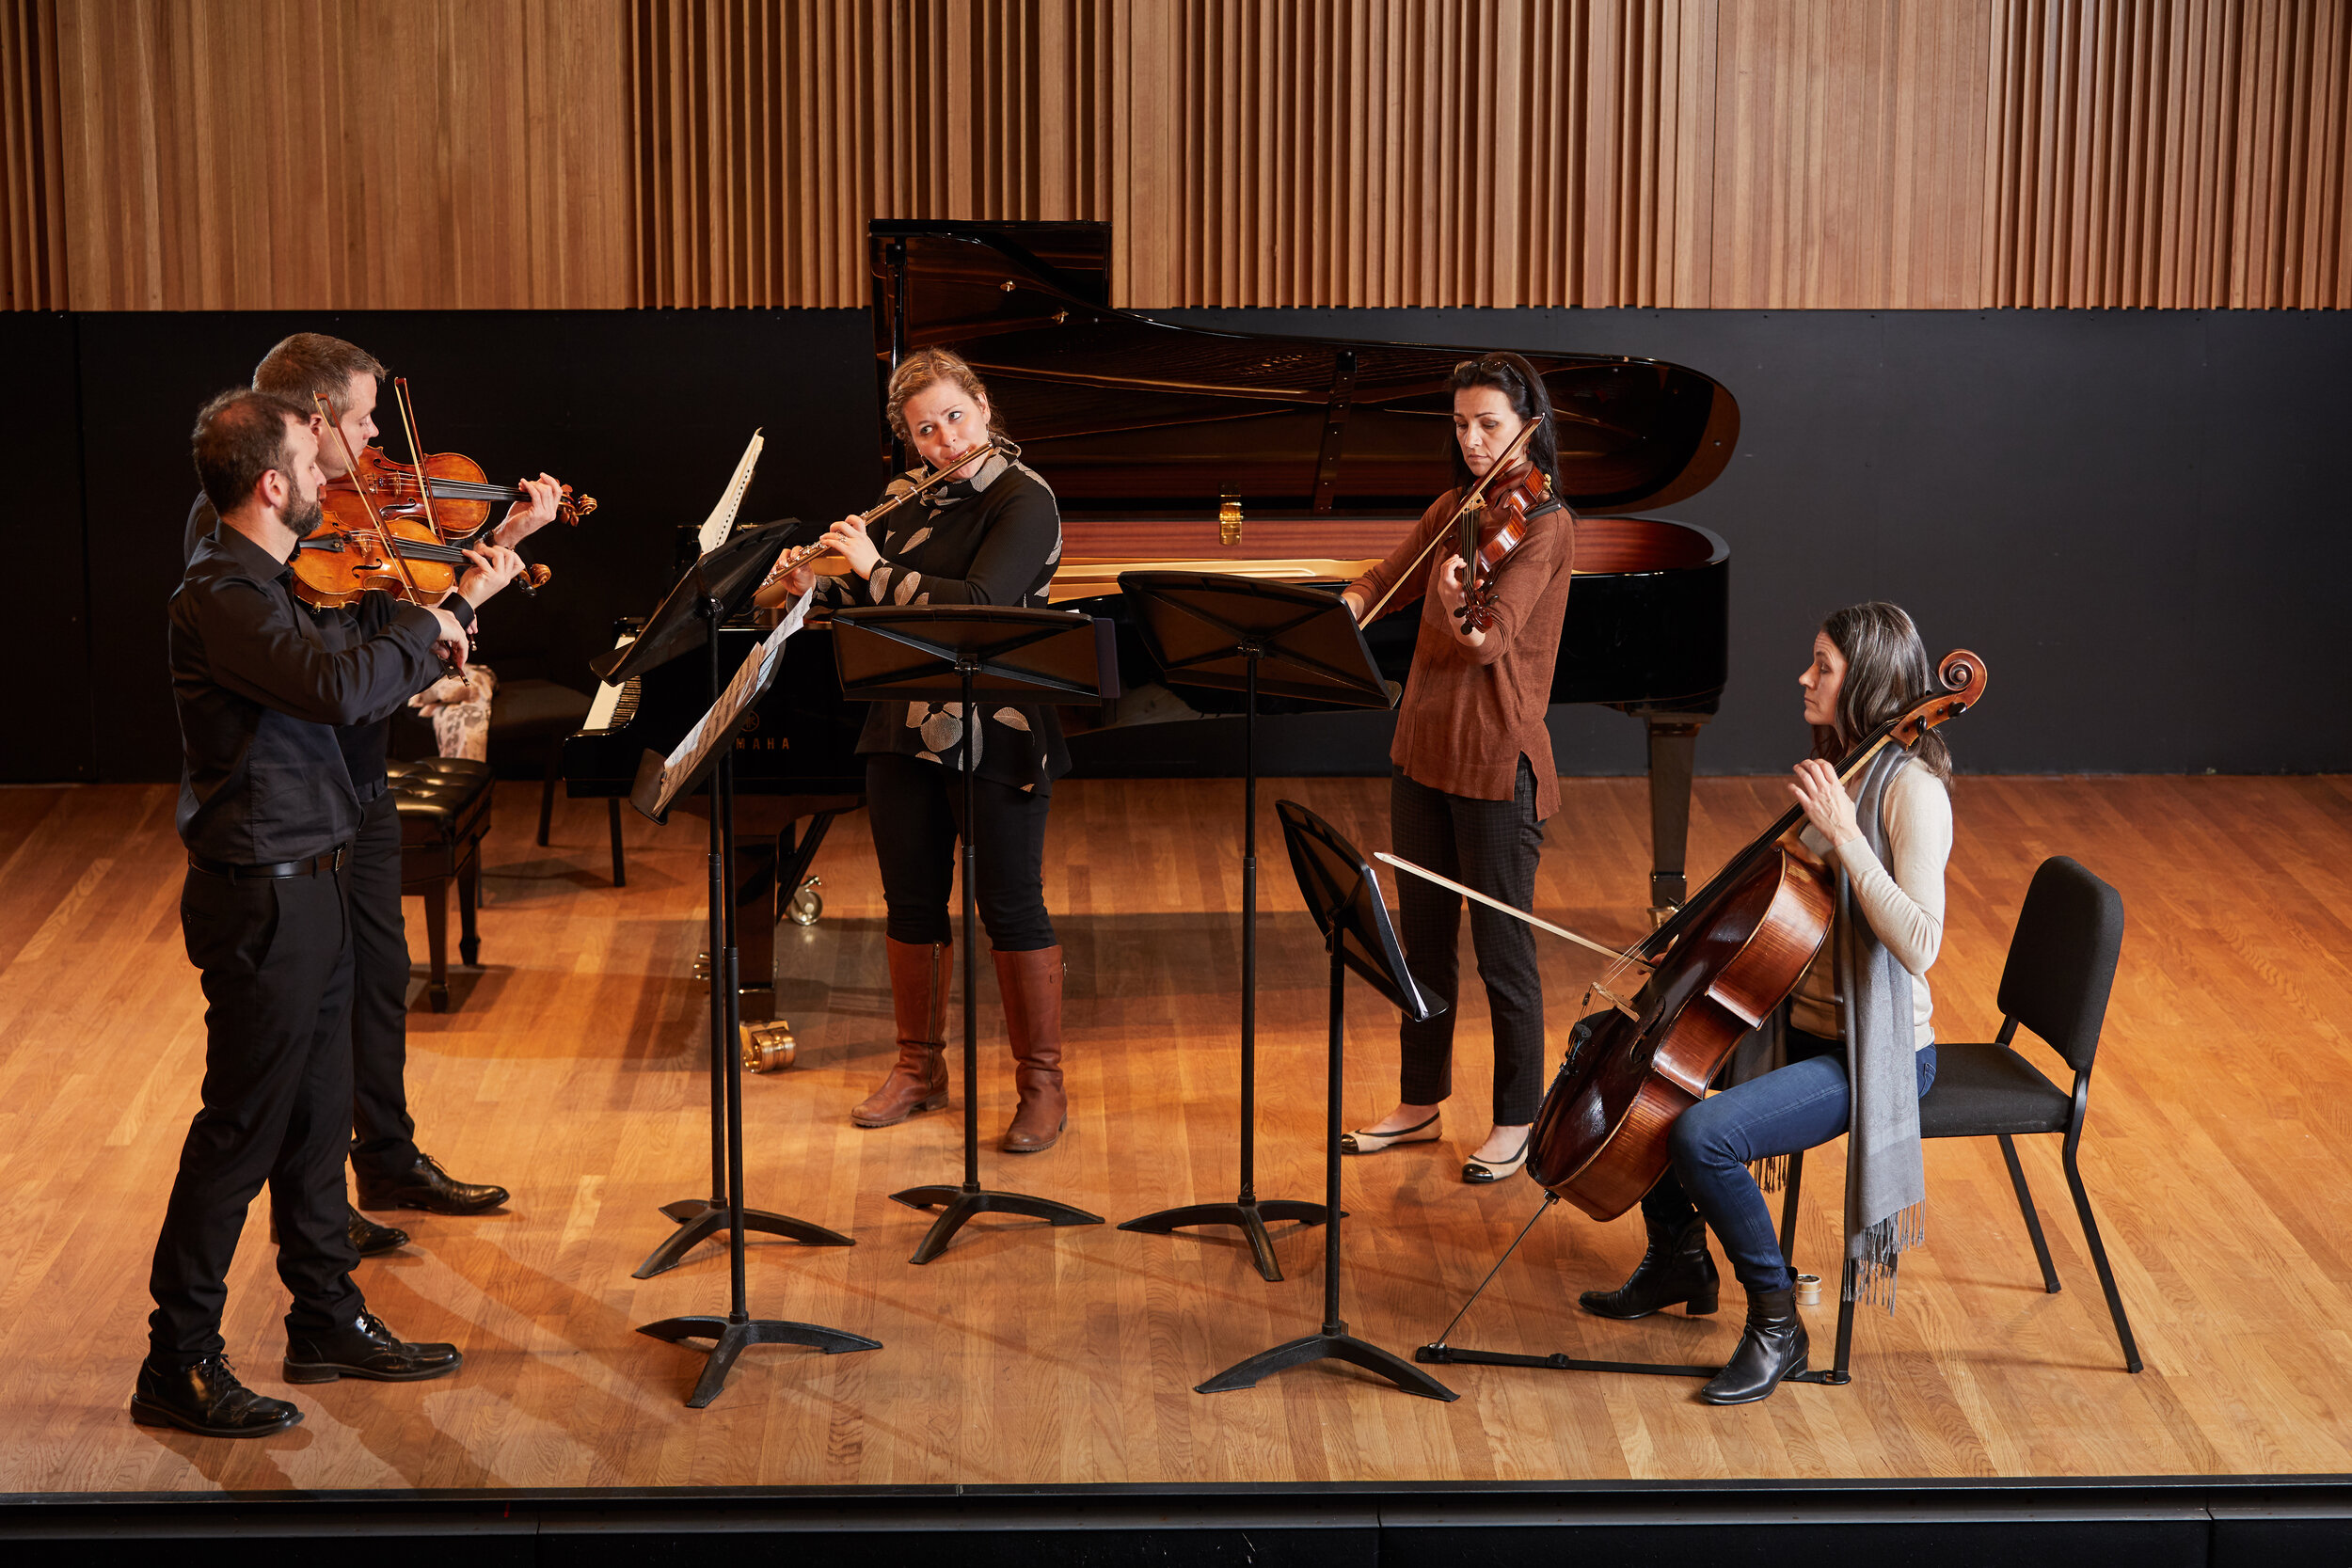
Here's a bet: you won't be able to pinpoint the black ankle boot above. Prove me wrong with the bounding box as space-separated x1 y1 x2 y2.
1698 1286 1808 1404
1579 1217 1720 1319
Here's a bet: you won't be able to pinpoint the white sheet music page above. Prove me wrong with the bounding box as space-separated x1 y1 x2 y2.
696 429 765 557
653 585 814 812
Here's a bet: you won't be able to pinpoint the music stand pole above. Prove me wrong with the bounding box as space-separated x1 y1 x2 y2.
637 590 881 1406
831 606 1113 1264
1118 574 1389 1281
1196 800 1454 1401
892 656 1105 1264
634 589 853 1278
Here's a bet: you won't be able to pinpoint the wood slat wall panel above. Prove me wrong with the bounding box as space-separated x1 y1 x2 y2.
2 0 67 309
5 1 2345 310
1985 0 2351 308
43 0 631 310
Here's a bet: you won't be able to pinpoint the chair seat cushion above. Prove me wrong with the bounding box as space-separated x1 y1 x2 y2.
1918 1042 2072 1138
489 678 595 741
388 758 494 849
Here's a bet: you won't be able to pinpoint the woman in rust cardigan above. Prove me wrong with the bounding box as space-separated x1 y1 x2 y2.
1339 353 1576 1183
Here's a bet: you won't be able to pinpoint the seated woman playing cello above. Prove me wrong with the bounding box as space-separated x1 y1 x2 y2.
1579 600 1952 1405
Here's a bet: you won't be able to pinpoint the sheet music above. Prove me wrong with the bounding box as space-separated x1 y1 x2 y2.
649 586 813 813
696 429 764 556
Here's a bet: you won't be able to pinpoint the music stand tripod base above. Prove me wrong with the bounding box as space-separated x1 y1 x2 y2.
1200 1323 1458 1401
1118 1198 1333 1286
892 1183 1107 1267
638 1314 882 1410
635 1199 852 1280
832 606 1118 1267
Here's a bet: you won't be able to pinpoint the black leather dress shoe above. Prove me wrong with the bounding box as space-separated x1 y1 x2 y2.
268 1204 410 1257
131 1355 302 1438
349 1205 410 1257
283 1311 464 1384
354 1152 509 1215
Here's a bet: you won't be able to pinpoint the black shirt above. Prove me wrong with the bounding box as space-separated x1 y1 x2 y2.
171 523 443 863
813 451 1071 793
183 494 474 800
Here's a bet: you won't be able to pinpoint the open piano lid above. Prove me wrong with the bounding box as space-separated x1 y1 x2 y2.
870 220 1738 518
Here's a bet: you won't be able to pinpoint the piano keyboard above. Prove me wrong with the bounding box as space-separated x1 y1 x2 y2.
583 632 640 734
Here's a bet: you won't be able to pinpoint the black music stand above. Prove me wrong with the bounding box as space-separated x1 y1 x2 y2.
623 555 880 1406
1114 574 1393 1282
1196 800 1455 1401
600 523 857 1280
833 605 1117 1264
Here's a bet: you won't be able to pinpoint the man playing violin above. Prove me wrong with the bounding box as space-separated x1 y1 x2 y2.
138 389 477 1436
183 332 563 1251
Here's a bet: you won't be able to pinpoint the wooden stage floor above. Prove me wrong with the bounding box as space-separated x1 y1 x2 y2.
3 772 2349 1495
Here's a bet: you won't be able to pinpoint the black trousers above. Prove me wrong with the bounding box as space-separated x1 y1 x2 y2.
347 788 419 1182
149 863 364 1366
866 752 1056 951
1391 758 1548 1125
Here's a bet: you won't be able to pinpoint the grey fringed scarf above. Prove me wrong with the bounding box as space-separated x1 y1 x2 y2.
1733 746 1928 1309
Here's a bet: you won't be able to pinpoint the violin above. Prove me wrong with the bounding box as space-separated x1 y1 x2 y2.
1452 459 1551 634
1359 416 1541 624
1521 650 1990 1221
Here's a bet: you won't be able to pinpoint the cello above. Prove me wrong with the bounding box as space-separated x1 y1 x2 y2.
1520 648 1989 1220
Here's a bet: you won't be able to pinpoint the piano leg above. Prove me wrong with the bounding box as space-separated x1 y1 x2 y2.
726 813 840 1064
1642 716 1704 920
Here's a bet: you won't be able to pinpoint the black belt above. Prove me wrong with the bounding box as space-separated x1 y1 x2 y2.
188 845 350 879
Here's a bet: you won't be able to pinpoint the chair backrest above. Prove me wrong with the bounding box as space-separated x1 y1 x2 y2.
1995 855 2126 1075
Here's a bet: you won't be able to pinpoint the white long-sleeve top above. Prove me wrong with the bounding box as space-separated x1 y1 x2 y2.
1789 762 1951 1050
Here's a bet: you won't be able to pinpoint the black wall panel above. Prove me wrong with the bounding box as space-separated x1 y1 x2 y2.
1166 307 2352 777
28 306 2349 783
4 313 91 782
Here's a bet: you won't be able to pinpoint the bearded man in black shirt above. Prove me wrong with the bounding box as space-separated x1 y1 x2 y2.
180 333 562 1253
135 390 490 1438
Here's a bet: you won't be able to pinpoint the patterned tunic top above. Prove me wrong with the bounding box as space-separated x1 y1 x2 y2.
813 449 1072 794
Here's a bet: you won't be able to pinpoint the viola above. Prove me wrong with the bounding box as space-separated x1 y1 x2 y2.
1522 650 1990 1221
292 489 481 610
1359 416 1542 624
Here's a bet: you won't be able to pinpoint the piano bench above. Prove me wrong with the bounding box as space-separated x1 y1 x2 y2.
388 757 494 1013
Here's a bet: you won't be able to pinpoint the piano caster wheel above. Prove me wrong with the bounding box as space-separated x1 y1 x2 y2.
1648 903 1682 929
786 876 823 927
740 1020 796 1072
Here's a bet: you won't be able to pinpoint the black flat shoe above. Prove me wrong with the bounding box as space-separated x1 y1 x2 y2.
283 1311 464 1385
1462 1133 1531 1184
355 1152 509 1215
130 1355 302 1438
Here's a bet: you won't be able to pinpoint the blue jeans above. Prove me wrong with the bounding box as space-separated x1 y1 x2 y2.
1640 1029 1937 1294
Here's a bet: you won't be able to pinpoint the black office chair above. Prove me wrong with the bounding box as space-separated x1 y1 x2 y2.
1776 855 2143 1379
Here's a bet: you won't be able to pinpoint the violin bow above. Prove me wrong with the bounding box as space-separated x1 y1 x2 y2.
314 391 429 604
1375 851 1648 1020
394 377 550 593
1359 416 1540 623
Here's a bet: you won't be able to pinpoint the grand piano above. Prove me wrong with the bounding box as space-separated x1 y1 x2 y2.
564 219 1738 1028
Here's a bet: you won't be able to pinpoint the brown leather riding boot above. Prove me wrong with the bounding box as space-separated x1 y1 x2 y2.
993 945 1067 1152
851 939 951 1128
